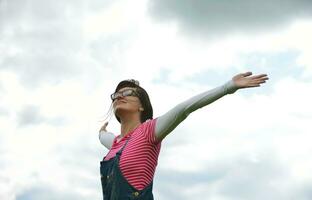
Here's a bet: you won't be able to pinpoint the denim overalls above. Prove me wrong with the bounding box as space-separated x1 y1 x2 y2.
100 138 154 200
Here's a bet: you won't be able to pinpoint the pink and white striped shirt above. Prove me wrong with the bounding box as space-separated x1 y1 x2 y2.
104 119 161 190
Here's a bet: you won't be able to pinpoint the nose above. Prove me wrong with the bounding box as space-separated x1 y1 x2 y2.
116 95 124 100
114 95 126 103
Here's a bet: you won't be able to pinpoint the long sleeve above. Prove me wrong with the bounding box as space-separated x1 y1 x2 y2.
155 80 238 141
99 131 115 149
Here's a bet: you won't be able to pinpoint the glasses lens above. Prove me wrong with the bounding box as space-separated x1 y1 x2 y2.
110 93 116 100
122 90 133 97
111 89 138 100
111 92 122 100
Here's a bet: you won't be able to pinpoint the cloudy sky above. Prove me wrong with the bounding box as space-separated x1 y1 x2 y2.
1 0 312 199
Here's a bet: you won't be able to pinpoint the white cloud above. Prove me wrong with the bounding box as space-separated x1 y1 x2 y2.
148 0 312 37
83 0 147 39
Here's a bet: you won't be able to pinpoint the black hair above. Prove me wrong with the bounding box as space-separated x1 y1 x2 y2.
113 79 153 123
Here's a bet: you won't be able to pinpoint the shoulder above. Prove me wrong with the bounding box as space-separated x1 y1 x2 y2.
139 118 159 144
140 118 157 130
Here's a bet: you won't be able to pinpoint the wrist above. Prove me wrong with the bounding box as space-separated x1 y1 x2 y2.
225 80 239 94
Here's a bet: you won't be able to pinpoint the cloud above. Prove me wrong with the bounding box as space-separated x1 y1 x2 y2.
0 176 13 200
297 183 312 200
0 0 118 88
0 128 104 200
17 106 45 126
0 81 3 92
17 105 67 127
15 186 86 200
0 138 14 200
148 0 312 37
180 50 304 94
0 107 9 116
154 153 309 200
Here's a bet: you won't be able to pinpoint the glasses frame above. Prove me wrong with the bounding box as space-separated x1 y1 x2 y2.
110 88 139 101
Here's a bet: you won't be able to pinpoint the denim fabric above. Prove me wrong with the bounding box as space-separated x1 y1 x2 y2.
100 138 154 200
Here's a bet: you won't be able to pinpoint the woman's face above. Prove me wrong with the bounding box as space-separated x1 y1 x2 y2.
112 87 142 116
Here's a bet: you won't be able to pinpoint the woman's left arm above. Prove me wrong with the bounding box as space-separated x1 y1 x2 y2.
154 72 268 141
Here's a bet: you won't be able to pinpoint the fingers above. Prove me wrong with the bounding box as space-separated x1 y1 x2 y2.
242 71 252 77
248 74 269 85
241 72 269 80
104 121 108 126
247 77 268 87
235 72 268 89
99 122 109 132
253 78 267 83
258 80 267 84
254 75 269 84
252 74 269 79
248 84 261 88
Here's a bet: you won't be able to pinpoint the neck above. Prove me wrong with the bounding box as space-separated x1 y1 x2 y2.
120 118 141 137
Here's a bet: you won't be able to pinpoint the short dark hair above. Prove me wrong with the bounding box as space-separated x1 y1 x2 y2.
113 79 153 123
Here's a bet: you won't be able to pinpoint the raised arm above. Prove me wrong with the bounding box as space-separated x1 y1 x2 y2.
98 122 115 149
155 72 268 141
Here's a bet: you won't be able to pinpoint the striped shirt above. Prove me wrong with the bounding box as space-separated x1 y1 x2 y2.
104 119 161 190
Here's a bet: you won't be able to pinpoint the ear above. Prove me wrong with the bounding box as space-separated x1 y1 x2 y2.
139 107 144 112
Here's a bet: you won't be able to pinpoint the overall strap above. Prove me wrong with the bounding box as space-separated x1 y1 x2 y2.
116 137 131 155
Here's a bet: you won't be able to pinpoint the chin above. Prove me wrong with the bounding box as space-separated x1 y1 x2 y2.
114 106 128 115
114 106 136 116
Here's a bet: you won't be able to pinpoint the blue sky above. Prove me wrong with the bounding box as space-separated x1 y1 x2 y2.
1 0 312 199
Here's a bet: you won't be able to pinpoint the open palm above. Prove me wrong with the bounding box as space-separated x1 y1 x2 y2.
232 72 269 89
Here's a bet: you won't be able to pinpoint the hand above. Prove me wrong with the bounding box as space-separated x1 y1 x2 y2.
232 72 269 89
99 122 109 133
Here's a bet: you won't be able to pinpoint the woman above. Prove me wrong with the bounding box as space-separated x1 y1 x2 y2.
99 72 268 200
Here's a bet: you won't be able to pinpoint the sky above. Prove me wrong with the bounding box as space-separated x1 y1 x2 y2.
1 0 312 199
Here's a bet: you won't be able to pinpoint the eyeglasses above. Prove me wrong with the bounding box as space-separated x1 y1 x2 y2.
110 89 139 101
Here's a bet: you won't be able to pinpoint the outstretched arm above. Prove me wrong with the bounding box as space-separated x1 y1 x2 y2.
98 122 115 149
155 72 268 141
